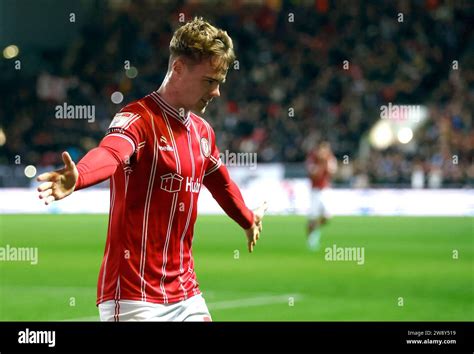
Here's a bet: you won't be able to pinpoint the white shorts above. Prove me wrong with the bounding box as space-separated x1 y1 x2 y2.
98 294 212 322
308 189 330 220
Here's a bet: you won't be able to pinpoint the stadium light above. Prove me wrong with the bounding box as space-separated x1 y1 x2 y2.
125 67 138 79
369 120 393 150
397 127 413 144
24 165 37 178
0 128 5 146
111 91 124 104
3 45 19 59
369 104 427 150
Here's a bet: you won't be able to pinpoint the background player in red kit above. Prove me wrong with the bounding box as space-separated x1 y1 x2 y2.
36 17 267 321
306 142 337 251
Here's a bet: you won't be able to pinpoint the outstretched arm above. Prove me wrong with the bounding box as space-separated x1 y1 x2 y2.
36 135 133 205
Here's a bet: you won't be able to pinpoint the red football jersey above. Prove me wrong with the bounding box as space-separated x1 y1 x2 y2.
306 151 334 190
96 92 231 305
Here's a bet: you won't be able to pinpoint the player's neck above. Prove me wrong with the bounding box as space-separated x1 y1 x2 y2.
157 83 188 115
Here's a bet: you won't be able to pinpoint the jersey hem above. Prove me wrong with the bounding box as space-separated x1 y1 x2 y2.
96 289 202 306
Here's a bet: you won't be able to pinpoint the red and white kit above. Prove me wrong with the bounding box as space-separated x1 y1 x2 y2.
74 91 254 318
305 150 334 219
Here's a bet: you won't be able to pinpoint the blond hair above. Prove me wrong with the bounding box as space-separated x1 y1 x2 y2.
169 17 235 71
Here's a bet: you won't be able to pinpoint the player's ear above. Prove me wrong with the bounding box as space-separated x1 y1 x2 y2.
171 57 186 77
171 57 188 77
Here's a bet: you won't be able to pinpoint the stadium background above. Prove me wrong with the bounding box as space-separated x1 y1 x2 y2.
0 0 472 321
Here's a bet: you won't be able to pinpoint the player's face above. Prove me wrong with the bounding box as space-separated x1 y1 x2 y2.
319 145 331 159
178 56 227 114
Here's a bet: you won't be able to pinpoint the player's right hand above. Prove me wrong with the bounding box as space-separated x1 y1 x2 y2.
37 151 79 205
245 201 268 253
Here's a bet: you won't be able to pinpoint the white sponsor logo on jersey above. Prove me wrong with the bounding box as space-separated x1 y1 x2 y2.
160 174 200 194
185 177 201 193
160 173 183 193
159 145 174 151
159 136 174 151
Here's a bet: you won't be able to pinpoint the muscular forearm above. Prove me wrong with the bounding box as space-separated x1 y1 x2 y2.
75 136 134 190
204 166 254 229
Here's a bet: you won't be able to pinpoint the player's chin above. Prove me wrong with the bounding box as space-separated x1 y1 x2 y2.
196 102 207 114
190 101 204 114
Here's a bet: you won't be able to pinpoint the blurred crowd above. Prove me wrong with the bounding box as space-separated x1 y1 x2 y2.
1 0 472 187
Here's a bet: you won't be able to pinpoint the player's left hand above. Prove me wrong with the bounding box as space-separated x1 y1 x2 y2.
245 201 268 253
36 151 78 205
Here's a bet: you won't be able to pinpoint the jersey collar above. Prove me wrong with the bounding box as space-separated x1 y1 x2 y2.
150 91 191 130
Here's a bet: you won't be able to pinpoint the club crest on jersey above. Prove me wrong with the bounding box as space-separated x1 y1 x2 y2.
200 137 210 158
109 112 135 128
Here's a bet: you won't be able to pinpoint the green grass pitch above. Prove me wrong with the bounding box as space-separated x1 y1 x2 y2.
0 214 472 321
